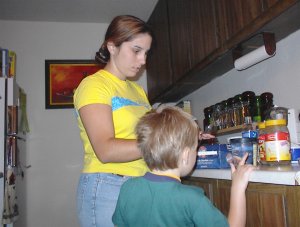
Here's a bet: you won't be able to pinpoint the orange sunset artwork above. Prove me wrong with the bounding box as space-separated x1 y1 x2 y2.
49 63 102 106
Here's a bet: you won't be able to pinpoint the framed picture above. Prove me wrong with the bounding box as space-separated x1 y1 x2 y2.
45 60 102 109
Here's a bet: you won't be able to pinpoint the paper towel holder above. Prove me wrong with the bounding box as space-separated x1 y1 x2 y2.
233 32 276 70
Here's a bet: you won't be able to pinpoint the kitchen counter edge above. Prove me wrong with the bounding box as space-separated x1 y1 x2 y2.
190 164 300 185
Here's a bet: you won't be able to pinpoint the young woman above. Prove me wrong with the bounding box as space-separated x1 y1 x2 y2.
74 15 153 227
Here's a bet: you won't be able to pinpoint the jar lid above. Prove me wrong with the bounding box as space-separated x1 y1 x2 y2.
265 119 286 126
258 122 266 129
260 92 273 99
242 91 256 102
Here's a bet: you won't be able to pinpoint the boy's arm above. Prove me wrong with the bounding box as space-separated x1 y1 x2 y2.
228 153 254 227
228 183 246 227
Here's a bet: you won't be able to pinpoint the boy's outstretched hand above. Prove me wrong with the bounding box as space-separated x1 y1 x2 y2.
230 153 255 191
228 152 255 227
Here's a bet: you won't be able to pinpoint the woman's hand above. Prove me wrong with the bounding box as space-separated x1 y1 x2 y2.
199 131 215 140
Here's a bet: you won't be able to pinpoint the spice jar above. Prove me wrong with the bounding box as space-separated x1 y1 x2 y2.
212 102 224 130
257 122 266 165
226 97 235 128
253 96 261 123
220 100 229 129
203 106 213 132
260 92 274 121
233 94 243 126
264 119 291 165
242 91 256 119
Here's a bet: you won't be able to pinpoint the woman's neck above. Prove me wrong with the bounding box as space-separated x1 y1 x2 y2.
104 63 126 81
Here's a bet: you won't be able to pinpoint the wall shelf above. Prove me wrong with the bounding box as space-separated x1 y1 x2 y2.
216 125 244 136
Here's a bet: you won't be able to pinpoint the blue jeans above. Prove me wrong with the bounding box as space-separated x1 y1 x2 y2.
77 173 131 227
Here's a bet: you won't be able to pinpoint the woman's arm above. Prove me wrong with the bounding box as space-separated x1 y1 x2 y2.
79 103 142 163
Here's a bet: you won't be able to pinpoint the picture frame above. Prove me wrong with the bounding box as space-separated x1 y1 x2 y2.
45 60 102 109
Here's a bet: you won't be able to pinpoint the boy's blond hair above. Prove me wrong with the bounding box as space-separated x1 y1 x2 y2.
135 106 199 170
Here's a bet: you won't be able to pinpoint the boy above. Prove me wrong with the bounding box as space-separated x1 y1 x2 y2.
113 106 254 227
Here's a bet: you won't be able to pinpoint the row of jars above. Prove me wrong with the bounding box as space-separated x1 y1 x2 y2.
203 91 274 132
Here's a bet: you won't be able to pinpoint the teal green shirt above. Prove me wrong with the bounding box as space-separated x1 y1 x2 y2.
112 172 229 227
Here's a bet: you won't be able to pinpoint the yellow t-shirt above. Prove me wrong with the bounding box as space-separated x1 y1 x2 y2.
74 70 151 176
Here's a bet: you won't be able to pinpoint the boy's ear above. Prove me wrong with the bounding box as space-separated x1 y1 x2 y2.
181 147 190 165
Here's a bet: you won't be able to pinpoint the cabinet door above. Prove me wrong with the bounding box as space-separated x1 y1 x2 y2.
246 183 288 227
215 0 263 44
168 0 219 82
214 180 231 217
217 180 299 227
146 0 173 103
184 178 300 226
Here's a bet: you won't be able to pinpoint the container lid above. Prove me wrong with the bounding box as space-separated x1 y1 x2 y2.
258 122 266 129
265 119 286 126
229 137 257 144
260 92 273 100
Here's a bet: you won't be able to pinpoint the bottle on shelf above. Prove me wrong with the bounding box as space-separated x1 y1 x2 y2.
242 91 256 120
260 92 274 121
253 96 262 123
212 102 224 130
220 100 228 129
203 106 213 132
226 97 235 128
233 94 243 126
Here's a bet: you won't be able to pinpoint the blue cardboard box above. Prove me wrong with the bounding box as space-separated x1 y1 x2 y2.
291 147 300 161
196 144 231 169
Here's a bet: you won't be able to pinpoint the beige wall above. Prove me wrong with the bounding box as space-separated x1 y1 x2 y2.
0 19 147 227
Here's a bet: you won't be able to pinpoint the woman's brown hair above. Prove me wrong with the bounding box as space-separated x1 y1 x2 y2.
95 15 154 64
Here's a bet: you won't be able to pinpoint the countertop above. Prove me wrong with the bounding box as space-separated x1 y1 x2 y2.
191 163 300 185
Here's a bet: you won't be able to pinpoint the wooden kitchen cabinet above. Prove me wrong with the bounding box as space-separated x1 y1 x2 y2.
146 0 173 101
167 0 219 81
146 0 300 103
182 177 300 227
215 0 264 44
147 0 219 101
216 0 298 48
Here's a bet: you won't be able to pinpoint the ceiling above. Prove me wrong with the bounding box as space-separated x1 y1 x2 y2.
0 0 158 23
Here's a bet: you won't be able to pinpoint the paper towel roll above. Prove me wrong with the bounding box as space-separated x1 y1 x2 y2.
234 45 276 70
